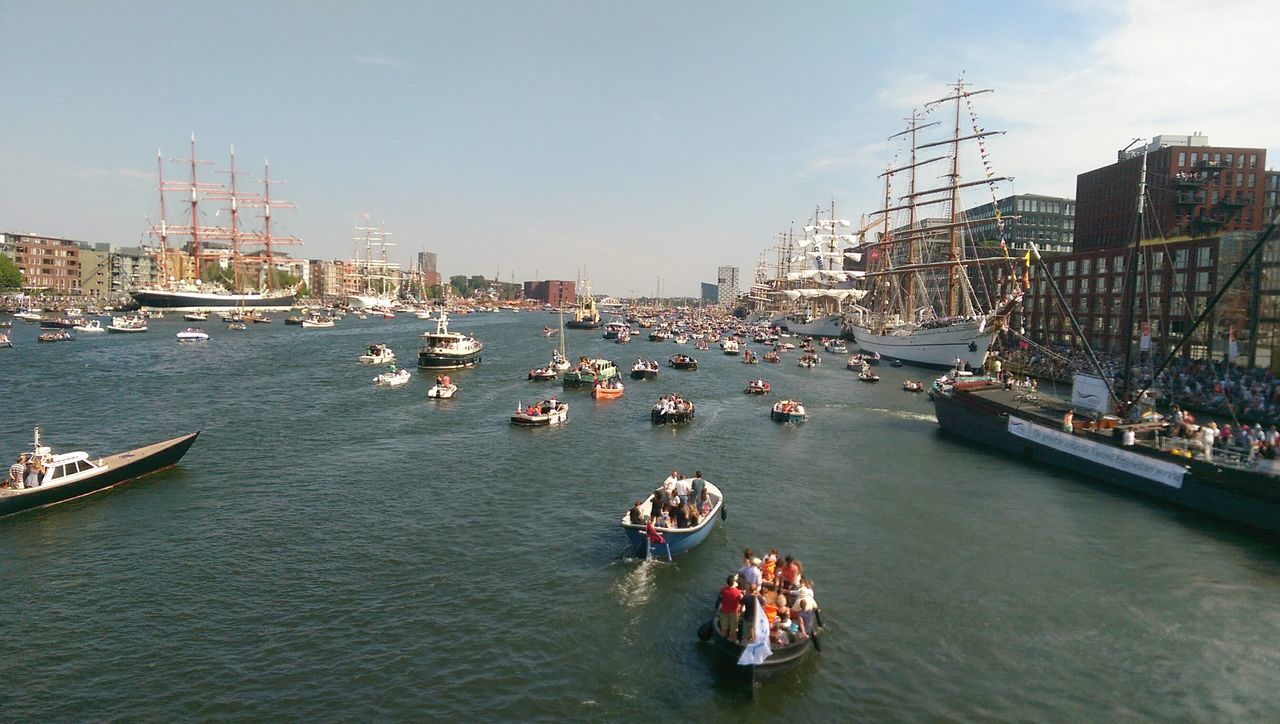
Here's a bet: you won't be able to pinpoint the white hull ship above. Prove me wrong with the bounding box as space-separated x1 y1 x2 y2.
845 79 1019 369
849 318 992 369
347 294 397 310
778 313 846 339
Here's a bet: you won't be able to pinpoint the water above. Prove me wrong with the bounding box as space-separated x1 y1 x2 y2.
4 313 1280 719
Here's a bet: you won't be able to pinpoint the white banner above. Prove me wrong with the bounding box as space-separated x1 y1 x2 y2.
1007 416 1186 489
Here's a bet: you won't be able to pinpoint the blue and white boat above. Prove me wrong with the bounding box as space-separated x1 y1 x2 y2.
620 480 725 558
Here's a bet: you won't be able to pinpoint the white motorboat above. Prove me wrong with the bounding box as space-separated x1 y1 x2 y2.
73 320 104 333
0 333 12 348
177 327 210 342
374 368 412 387
427 383 458 399
511 399 568 426
359 344 395 364
107 316 148 333
183 311 209 322
14 309 43 322
302 316 335 329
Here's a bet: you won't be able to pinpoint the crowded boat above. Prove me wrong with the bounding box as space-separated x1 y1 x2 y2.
652 394 696 424
621 470 725 559
511 397 569 426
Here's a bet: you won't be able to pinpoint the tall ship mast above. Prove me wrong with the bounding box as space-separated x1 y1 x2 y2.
846 78 1020 368
347 215 399 309
771 201 864 337
133 135 301 311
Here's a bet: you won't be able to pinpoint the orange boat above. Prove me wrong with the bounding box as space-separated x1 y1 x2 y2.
592 381 625 399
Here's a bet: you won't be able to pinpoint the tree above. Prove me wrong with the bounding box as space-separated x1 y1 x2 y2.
450 275 468 296
427 284 442 299
0 254 22 290
468 275 488 295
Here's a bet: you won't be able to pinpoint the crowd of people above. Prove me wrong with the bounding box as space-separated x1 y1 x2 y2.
714 548 819 648
628 471 715 534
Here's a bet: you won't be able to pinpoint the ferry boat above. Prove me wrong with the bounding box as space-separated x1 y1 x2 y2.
416 312 483 369
0 426 199 519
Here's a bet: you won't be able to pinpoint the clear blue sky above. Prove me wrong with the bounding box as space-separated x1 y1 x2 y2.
1 1 1275 296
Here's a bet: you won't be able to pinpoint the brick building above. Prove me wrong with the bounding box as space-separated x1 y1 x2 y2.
1075 134 1268 253
2 233 84 293
522 280 575 307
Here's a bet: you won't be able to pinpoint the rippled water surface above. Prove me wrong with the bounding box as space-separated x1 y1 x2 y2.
4 313 1280 719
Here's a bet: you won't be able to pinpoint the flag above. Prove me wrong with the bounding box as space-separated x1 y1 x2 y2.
737 599 773 665
1023 250 1031 267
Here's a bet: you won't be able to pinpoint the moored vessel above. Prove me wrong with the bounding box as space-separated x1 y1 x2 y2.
416 312 483 370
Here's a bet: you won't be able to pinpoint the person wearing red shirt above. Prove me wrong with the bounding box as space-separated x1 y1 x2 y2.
717 576 744 642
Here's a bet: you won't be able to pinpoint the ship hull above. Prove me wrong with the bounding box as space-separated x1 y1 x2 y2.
933 387 1280 535
850 319 993 369
131 289 296 312
774 314 845 339
347 295 396 309
417 351 483 370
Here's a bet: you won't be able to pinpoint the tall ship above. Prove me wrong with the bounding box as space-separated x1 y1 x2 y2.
846 80 1020 368
416 312 484 369
565 281 602 329
132 135 300 311
771 203 864 338
347 216 400 309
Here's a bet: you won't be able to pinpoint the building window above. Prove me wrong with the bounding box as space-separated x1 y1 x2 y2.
1251 154 1258 169
1174 249 1187 269
1179 151 1186 166
1097 257 1108 274
1197 246 1212 267
1114 255 1124 272
1066 260 1076 276
1080 258 1091 275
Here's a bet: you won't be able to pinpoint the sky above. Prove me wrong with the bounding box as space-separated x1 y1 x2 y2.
1 0 1276 297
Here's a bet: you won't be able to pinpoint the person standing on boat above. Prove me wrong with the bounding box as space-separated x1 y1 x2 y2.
24 457 43 489
628 501 645 525
673 474 692 505
716 576 744 642
1202 422 1219 462
8 454 27 490
690 470 706 504
1062 409 1074 434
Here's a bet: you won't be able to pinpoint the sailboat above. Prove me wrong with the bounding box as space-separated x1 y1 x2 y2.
551 308 570 370
933 200 1280 534
131 136 300 311
347 217 399 309
775 205 864 337
845 79 1020 369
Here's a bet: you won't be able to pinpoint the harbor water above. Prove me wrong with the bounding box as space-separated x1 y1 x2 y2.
4 313 1280 719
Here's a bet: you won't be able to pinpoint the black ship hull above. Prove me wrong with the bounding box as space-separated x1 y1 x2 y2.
417 352 482 370
131 289 296 311
565 319 601 329
933 387 1280 535
0 432 199 519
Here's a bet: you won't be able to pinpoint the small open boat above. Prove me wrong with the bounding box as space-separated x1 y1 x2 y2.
528 366 558 381
38 331 73 343
859 368 880 383
511 399 568 426
227 321 248 331
183 311 209 322
745 380 771 395
770 400 806 422
630 359 660 380
669 354 698 371
0 426 198 519
302 316 335 329
797 353 821 368
742 349 759 364
652 397 695 425
698 594 822 687
107 316 148 333
903 379 924 392
592 380 624 399
762 351 780 363
0 334 11 348
620 479 725 558
73 319 104 333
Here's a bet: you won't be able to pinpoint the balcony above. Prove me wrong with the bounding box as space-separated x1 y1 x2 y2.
1174 172 1205 188
1219 195 1250 209
1175 192 1201 206
1195 159 1230 171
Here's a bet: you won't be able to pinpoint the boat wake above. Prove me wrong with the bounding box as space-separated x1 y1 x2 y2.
611 556 662 611
863 407 937 423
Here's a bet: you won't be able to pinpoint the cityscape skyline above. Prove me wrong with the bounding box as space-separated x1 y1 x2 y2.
1 0 1276 296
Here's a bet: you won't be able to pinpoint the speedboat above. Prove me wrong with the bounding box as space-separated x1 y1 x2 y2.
427 382 458 399
745 380 771 395
770 400 806 422
0 426 198 519
619 478 725 559
374 368 412 387
107 316 148 333
176 328 210 342
14 309 43 322
73 319 104 333
511 399 568 426
183 311 209 322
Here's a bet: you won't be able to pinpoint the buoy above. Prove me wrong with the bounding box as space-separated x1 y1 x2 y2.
720 505 727 521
